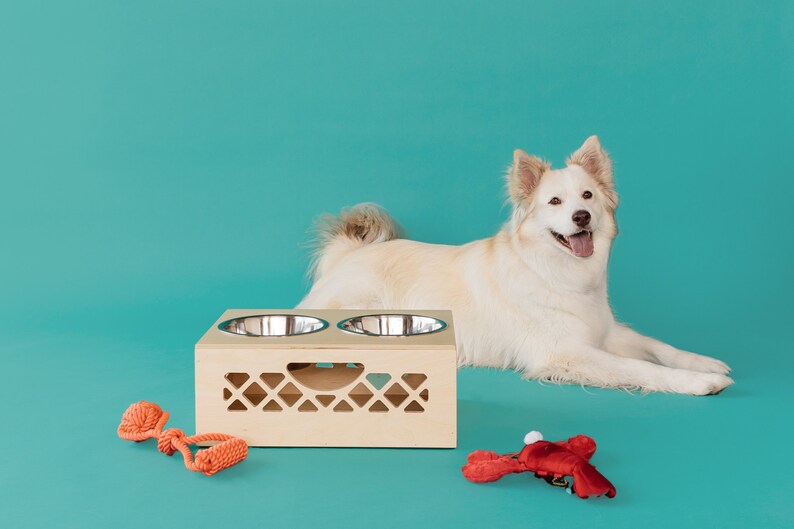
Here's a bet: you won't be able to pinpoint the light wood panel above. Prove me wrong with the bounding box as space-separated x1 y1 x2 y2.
195 309 457 447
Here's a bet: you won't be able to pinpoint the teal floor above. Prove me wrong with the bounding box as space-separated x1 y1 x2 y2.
1 299 791 528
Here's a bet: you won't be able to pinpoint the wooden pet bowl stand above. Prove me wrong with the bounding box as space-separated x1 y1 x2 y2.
195 309 457 448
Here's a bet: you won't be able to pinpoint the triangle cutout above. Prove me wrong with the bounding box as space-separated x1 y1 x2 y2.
260 372 285 389
368 400 388 413
365 373 391 390
419 388 429 401
263 400 282 412
298 400 318 412
401 373 427 390
404 400 425 413
316 395 335 407
225 372 250 389
223 388 232 400
333 400 353 412
227 399 247 411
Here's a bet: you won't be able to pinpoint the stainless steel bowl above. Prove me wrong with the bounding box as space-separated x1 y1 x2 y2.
338 314 447 336
218 314 328 337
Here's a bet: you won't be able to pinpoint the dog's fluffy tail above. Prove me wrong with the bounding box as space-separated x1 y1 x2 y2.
307 203 402 281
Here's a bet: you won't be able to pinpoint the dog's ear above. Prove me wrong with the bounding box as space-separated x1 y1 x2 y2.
566 135 613 188
508 149 548 203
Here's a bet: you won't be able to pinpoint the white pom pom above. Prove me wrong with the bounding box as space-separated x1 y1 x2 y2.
524 431 543 445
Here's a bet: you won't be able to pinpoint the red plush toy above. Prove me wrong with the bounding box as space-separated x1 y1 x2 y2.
462 431 616 499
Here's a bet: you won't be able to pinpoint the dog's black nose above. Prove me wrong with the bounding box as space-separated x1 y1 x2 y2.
572 210 591 227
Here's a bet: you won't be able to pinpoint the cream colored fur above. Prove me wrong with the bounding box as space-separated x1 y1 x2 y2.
297 136 733 395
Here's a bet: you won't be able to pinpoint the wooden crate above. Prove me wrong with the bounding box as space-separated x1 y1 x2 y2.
195 309 457 447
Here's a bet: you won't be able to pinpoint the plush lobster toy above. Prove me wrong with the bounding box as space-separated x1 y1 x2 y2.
462 431 616 499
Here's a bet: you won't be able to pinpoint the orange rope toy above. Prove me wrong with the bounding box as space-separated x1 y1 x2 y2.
117 401 248 475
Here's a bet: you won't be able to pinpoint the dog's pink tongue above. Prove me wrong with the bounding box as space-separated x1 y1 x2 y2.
569 233 594 257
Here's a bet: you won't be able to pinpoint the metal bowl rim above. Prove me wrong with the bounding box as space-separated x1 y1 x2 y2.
336 313 448 337
217 314 330 337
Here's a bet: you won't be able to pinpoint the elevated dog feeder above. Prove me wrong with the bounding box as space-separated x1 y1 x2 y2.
195 309 457 447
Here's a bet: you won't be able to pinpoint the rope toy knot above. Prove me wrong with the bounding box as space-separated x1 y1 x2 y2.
117 401 168 442
118 400 248 476
157 428 187 456
193 439 249 475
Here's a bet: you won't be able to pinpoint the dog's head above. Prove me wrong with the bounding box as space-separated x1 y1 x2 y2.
507 136 618 259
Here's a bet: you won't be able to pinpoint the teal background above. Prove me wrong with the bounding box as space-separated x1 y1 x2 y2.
1 1 792 527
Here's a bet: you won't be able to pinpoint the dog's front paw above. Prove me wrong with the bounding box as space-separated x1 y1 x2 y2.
685 353 731 375
681 373 734 396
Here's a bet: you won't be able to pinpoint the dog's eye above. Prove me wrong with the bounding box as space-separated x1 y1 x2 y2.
582 191 593 199
548 197 561 205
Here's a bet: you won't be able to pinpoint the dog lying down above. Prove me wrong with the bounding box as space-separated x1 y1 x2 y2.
297 136 733 395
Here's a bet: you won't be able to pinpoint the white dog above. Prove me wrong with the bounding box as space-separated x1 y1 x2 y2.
297 136 733 395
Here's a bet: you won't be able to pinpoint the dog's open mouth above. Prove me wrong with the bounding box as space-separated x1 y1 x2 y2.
551 230 594 257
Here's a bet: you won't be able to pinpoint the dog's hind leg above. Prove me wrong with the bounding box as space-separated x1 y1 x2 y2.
605 324 731 375
531 344 734 395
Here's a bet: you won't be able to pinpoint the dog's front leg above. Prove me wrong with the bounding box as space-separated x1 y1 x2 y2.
605 324 731 375
530 343 733 395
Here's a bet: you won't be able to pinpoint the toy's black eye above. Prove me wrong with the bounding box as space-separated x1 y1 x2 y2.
582 191 593 199
549 197 561 205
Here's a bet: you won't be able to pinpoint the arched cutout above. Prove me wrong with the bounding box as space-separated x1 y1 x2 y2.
287 362 364 391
